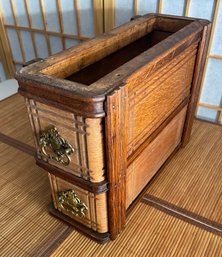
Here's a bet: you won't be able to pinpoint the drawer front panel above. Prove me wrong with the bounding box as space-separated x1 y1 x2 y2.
126 106 187 208
127 43 197 156
26 99 105 183
48 173 108 233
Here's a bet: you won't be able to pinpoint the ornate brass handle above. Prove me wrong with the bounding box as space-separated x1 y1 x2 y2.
58 190 88 218
38 126 74 166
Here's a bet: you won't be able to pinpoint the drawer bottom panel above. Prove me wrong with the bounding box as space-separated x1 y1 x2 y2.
48 174 109 233
126 105 188 208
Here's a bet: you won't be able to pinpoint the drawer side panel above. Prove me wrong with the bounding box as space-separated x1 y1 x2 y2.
127 43 197 156
126 105 187 208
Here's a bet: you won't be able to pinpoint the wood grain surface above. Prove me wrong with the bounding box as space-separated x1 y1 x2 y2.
48 174 108 233
126 106 187 208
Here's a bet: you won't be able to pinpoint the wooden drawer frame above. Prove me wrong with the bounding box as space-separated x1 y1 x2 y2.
16 14 211 242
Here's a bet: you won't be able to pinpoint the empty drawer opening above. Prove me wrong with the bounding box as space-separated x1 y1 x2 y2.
66 30 172 85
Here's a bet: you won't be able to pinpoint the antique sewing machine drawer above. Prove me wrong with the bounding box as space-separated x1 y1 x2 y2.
16 13 210 242
25 99 105 183
48 173 108 234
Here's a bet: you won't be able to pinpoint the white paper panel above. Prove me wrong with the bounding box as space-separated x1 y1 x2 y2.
13 0 29 27
6 28 23 62
189 0 215 21
49 35 62 54
28 0 44 29
197 107 219 123
138 0 158 15
65 38 79 49
116 0 134 27
34 32 48 58
200 59 222 106
44 0 60 32
0 62 6 81
211 1 222 55
60 0 77 35
21 30 35 61
162 0 185 16
78 0 95 37
0 0 14 25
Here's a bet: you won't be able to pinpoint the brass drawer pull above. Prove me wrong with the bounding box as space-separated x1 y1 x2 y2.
39 126 74 166
58 190 88 218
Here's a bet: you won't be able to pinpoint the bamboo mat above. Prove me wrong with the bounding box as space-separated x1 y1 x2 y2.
0 94 34 148
0 142 71 257
145 121 222 225
51 203 222 257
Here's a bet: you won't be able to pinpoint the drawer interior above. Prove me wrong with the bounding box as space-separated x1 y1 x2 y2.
67 30 171 85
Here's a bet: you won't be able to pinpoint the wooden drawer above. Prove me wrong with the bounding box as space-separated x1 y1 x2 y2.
26 99 105 183
48 174 108 234
16 14 211 242
126 106 187 208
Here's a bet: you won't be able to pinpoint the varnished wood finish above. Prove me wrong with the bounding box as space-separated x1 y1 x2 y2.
26 98 106 183
127 44 197 156
49 204 111 244
182 22 212 147
37 159 108 194
126 106 187 208
15 14 211 241
48 174 109 233
105 87 127 239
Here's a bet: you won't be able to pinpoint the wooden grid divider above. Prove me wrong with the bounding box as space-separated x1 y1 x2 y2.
73 0 81 41
158 0 163 13
195 0 222 124
39 0 51 56
184 0 191 16
56 0 66 50
209 54 222 60
24 0 38 59
134 0 139 16
4 24 90 41
9 0 26 63
93 0 104 36
0 7 15 78
103 0 115 32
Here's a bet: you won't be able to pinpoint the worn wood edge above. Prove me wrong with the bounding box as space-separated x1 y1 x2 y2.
36 159 109 194
91 22 203 95
0 132 35 156
142 194 222 237
126 143 181 216
18 87 105 118
127 97 190 166
105 87 127 240
18 14 156 75
182 22 212 147
49 203 111 244
15 15 208 98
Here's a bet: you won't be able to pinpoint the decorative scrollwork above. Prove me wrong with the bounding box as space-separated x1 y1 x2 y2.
58 190 88 218
39 126 74 166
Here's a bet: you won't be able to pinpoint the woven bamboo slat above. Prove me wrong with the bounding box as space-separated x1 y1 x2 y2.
51 203 222 257
0 142 71 257
0 94 34 147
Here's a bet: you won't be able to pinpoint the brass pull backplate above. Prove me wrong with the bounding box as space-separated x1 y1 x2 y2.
58 190 88 218
39 126 74 166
